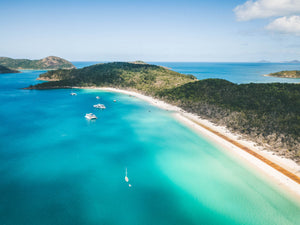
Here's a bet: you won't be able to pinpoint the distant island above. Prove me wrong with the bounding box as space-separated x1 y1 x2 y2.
26 62 300 162
0 56 76 70
257 60 300 63
266 70 300 78
284 60 300 64
31 61 196 94
0 65 20 74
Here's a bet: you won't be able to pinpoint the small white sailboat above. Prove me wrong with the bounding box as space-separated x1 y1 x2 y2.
96 96 100 99
93 104 106 109
125 168 129 182
70 92 77 96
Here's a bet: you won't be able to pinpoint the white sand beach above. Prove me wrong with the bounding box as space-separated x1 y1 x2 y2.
76 86 300 199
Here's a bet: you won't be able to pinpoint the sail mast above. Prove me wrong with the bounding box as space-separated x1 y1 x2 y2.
125 168 129 182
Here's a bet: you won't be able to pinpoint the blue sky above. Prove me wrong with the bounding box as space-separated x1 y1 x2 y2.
0 0 300 61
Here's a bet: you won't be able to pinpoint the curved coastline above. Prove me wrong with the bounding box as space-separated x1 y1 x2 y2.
74 86 300 200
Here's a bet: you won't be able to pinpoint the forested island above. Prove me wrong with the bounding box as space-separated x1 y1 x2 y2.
0 65 20 74
0 56 76 70
32 62 196 93
267 70 300 78
27 62 300 162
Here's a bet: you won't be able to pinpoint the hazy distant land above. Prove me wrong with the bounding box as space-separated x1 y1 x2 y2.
284 60 300 64
0 56 76 70
258 60 300 64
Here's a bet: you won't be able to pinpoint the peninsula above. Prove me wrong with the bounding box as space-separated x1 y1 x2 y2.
267 70 300 78
27 62 300 163
0 56 76 70
0 65 20 74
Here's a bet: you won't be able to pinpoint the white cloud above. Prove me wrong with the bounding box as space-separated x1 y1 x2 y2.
266 15 300 35
234 0 300 21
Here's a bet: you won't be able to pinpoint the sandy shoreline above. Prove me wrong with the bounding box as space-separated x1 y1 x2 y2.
76 86 300 199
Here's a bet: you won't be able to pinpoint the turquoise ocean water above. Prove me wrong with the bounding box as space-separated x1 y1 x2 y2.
0 62 300 225
153 62 300 83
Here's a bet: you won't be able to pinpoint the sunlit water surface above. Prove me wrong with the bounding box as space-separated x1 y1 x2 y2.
0 62 299 225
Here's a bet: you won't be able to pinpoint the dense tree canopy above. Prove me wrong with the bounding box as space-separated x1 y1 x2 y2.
0 65 20 74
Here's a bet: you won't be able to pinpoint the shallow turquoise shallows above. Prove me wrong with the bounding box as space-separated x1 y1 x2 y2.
0 63 300 225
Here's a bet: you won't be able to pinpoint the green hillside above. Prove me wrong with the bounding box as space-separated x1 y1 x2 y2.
0 65 20 74
267 70 300 78
158 79 300 160
0 56 76 70
31 62 197 94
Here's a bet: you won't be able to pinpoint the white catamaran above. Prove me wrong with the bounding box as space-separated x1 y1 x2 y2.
85 113 97 120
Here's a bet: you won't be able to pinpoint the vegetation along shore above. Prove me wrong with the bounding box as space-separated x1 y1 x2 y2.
266 70 300 78
27 61 300 164
0 65 20 74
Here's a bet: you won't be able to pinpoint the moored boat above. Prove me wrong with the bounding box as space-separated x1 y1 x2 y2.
93 104 106 109
85 113 97 120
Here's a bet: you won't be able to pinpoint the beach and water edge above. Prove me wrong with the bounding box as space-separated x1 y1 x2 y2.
75 86 300 204
2 67 300 224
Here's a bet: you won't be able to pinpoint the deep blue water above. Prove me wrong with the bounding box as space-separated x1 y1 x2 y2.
0 63 300 225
